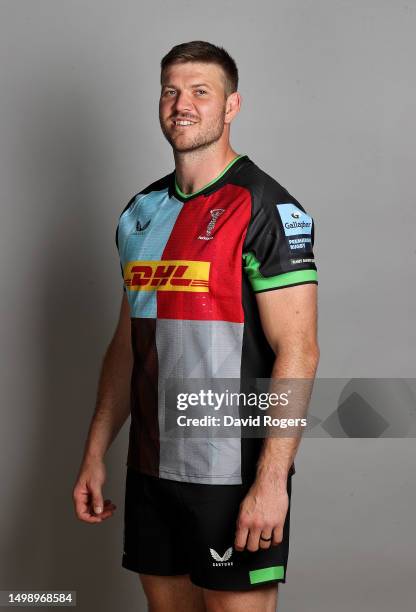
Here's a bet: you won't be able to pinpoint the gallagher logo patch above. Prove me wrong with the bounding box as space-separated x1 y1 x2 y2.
276 203 313 252
276 203 312 236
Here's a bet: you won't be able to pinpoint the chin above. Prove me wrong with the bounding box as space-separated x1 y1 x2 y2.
172 145 198 153
170 138 199 152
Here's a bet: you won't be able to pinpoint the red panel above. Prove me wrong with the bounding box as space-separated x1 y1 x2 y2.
158 184 251 322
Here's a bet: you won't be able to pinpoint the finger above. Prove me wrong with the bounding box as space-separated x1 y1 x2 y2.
93 509 115 521
73 486 113 523
80 504 116 522
246 528 261 552
90 484 104 515
73 489 98 521
75 495 116 521
74 495 88 519
103 499 117 509
101 503 117 516
259 529 273 549
75 500 105 523
78 511 104 523
272 526 284 546
234 525 249 551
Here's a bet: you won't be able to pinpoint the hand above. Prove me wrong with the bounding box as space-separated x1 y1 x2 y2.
72 459 117 523
234 480 289 552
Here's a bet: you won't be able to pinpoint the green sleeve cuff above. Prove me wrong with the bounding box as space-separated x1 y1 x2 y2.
243 251 318 292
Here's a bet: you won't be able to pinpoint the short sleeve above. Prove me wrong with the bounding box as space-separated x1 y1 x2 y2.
242 191 318 293
115 221 126 293
115 193 141 294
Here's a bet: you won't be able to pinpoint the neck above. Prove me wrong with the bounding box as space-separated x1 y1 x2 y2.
174 144 240 196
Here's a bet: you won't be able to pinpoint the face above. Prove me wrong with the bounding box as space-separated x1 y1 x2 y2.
159 61 238 153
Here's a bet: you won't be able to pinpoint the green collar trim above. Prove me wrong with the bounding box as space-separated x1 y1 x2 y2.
174 154 246 199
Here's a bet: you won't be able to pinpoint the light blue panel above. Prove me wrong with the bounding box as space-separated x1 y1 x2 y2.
276 202 313 236
117 189 183 317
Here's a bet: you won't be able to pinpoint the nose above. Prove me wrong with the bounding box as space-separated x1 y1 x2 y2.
173 90 193 114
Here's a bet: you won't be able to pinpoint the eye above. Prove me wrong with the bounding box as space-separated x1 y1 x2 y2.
195 89 207 95
163 90 176 96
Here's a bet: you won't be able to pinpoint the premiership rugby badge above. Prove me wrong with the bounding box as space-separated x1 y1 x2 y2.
276 203 313 252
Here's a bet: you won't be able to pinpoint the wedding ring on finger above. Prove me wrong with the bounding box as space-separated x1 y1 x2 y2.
260 532 273 544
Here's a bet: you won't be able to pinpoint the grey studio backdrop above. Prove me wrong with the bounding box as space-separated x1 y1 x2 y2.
0 1 415 611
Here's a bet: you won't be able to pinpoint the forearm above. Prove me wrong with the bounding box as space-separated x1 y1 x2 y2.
82 335 133 463
255 344 319 487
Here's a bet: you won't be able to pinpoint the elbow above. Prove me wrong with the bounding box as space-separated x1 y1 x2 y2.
303 339 320 368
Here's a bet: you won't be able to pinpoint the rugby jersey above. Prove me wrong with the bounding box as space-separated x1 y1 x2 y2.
115 154 317 484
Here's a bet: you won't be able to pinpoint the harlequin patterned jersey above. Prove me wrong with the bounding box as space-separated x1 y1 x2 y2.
115 154 317 484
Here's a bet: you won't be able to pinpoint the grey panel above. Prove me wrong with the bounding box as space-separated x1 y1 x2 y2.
156 319 244 484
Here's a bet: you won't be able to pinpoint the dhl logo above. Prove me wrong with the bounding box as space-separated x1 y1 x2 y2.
124 260 210 292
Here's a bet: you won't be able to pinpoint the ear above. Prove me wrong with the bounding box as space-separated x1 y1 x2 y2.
225 91 241 124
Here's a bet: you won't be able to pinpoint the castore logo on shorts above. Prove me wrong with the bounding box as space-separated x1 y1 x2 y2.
209 547 233 567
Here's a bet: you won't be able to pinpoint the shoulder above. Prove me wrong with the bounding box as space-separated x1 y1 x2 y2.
232 158 308 216
117 171 173 219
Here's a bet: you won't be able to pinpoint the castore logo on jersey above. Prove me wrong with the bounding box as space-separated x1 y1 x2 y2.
136 219 151 232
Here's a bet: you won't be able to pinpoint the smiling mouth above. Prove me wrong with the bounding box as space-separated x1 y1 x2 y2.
172 120 197 128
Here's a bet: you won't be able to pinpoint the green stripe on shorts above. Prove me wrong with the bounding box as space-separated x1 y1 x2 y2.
249 565 285 584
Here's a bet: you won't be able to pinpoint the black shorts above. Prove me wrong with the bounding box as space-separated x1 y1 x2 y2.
122 467 293 591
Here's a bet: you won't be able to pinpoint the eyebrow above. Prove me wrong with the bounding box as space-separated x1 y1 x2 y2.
190 83 212 88
162 83 212 90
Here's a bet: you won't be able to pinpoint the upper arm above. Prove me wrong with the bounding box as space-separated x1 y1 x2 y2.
255 283 318 355
242 182 319 356
112 291 132 349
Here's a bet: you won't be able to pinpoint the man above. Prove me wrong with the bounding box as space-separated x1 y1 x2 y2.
73 40 319 611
